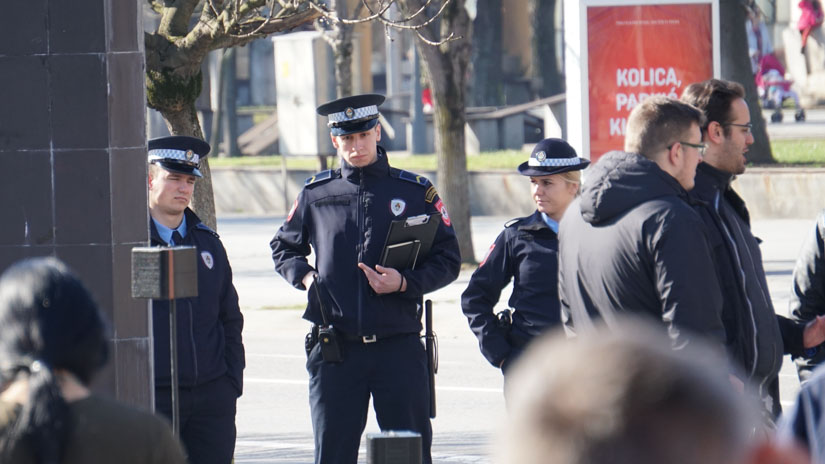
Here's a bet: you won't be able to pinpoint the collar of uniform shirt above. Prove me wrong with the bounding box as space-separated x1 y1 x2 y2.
153 215 187 245
541 212 559 234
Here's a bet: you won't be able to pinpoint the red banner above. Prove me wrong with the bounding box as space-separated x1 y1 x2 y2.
587 4 713 163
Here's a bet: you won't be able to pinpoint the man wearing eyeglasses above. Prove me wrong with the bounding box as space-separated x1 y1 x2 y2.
558 96 727 351
682 79 825 421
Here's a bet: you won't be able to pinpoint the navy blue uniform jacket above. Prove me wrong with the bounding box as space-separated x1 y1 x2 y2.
151 208 245 396
461 211 561 366
270 148 461 336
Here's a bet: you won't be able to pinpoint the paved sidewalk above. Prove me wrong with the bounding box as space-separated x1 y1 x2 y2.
224 215 817 463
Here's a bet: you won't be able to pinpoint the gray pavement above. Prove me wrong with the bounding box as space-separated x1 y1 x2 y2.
764 107 825 139
223 215 818 463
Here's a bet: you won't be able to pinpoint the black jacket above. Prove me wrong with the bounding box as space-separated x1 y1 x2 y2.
789 209 825 380
558 151 726 348
461 211 560 367
270 148 461 336
691 162 794 416
151 208 245 395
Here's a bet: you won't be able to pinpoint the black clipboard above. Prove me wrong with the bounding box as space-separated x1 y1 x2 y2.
379 213 442 270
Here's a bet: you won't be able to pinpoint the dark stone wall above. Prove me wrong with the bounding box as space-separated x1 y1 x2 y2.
0 0 152 409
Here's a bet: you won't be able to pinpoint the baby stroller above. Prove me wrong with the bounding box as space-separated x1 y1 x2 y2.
755 53 806 122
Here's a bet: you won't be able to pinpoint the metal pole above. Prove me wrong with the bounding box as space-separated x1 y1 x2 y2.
168 248 180 436
169 299 179 435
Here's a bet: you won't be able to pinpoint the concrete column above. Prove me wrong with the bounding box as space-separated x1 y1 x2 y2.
0 0 152 409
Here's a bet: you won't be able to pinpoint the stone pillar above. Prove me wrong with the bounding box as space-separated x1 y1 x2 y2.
0 0 152 409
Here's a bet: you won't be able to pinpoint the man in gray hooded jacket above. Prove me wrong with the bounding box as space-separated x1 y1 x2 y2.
558 96 726 350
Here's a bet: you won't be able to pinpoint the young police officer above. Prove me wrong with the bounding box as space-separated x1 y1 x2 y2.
270 94 461 464
148 136 245 464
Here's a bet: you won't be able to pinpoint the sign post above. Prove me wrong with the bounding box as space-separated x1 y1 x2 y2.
565 0 720 164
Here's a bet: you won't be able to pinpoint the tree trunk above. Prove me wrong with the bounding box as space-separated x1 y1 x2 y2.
470 0 503 106
334 32 354 97
221 48 240 157
402 0 475 263
433 86 473 264
530 0 563 97
149 68 219 231
720 0 773 163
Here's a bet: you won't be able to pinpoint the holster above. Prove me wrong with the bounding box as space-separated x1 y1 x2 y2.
306 324 343 363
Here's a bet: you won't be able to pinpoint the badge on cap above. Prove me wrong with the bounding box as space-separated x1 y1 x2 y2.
345 107 355 119
390 199 406 217
185 149 195 161
535 151 547 162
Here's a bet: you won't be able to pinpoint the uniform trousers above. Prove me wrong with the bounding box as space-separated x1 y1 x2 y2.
156 375 238 464
307 333 431 464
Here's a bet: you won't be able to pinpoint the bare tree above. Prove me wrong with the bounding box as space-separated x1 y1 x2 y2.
470 0 503 106
530 0 563 97
145 1 323 229
394 0 476 263
146 0 457 229
316 0 365 98
720 0 773 163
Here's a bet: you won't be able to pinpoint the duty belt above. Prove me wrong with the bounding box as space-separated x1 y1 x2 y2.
338 331 417 344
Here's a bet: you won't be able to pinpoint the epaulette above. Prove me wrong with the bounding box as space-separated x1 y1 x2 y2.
305 169 339 187
195 222 220 238
391 168 430 188
504 218 522 228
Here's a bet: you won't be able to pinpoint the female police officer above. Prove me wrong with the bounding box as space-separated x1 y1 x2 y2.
461 138 589 375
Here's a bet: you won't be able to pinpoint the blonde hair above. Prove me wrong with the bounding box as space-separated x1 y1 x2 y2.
559 170 581 185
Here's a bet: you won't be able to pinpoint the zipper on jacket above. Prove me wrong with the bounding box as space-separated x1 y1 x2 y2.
356 171 366 335
721 219 760 377
188 299 199 383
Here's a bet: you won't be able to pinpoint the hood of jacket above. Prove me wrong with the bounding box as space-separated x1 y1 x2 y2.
580 151 688 225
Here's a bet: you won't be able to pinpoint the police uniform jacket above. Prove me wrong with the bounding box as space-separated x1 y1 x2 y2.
461 211 560 367
270 147 461 336
557 151 727 348
151 208 245 396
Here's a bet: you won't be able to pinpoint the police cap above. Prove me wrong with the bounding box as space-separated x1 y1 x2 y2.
316 94 385 136
147 135 210 178
517 138 590 177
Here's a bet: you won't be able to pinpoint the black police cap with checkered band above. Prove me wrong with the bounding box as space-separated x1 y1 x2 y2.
148 135 211 178
316 94 385 136
517 138 590 177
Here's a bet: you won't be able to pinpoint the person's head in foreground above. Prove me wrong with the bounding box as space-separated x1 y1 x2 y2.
500 319 810 464
0 257 108 463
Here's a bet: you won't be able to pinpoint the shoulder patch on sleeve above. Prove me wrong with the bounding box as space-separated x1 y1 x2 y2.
424 185 438 203
393 169 431 188
305 169 338 187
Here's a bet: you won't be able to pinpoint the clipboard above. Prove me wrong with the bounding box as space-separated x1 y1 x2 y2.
379 213 442 270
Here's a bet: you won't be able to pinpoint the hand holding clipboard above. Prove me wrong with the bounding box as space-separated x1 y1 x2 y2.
379 213 442 270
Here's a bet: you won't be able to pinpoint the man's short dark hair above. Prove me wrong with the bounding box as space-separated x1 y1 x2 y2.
624 96 706 159
681 79 746 136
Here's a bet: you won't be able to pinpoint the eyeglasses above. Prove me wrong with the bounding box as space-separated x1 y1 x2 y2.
667 141 707 156
724 122 753 133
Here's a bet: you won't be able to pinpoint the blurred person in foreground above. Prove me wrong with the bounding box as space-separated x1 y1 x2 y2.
0 257 186 464
501 319 810 464
461 138 589 376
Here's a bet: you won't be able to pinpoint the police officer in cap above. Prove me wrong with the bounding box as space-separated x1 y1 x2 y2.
461 138 589 379
147 135 245 464
270 94 461 464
